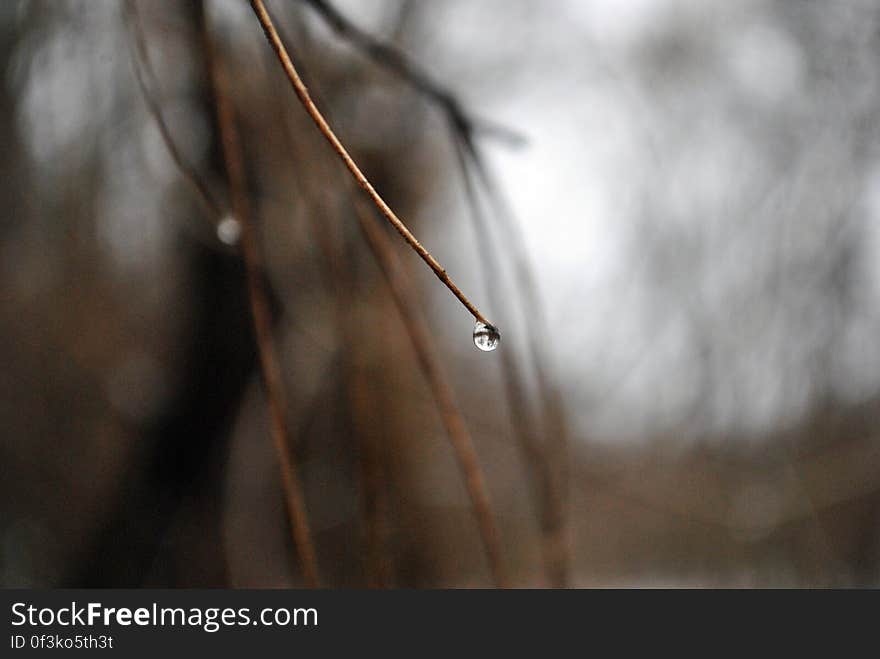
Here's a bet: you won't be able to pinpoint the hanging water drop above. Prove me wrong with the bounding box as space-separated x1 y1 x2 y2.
473 321 501 352
216 215 242 245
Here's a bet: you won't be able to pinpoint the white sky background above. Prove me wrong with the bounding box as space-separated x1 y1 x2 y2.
333 0 880 442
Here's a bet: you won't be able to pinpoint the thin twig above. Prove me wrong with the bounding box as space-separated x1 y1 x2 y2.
295 0 546 335
295 0 561 445
293 0 572 583
298 0 526 147
249 0 495 330
353 196 508 587
262 25 389 585
268 14 506 585
202 9 321 588
124 0 222 220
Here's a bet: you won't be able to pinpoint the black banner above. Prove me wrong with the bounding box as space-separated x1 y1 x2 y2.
0 588 868 654
2 589 580 655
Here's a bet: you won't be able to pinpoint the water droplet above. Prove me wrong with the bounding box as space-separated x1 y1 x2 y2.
216 215 241 245
473 321 500 352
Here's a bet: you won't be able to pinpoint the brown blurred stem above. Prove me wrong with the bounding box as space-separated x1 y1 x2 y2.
262 13 394 586
450 133 569 587
353 197 508 587
249 0 495 330
454 130 573 587
124 0 222 220
202 11 321 588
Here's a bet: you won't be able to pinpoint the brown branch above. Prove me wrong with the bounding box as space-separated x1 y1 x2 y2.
293 0 571 585
202 10 321 588
124 0 223 220
253 2 506 585
260 17 395 586
353 197 508 587
248 0 495 330
270 14 507 585
263 35 390 585
347 353 393 588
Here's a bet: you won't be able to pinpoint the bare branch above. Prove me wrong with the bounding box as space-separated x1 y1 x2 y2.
268 17 508 585
353 197 509 587
287 0 570 584
248 0 496 330
203 8 322 588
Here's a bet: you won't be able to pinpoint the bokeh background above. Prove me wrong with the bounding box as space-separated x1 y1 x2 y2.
2 0 880 587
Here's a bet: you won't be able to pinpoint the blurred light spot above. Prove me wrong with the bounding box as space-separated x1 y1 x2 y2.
216 215 242 246
16 10 119 167
570 0 670 47
98 144 167 271
726 23 803 104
